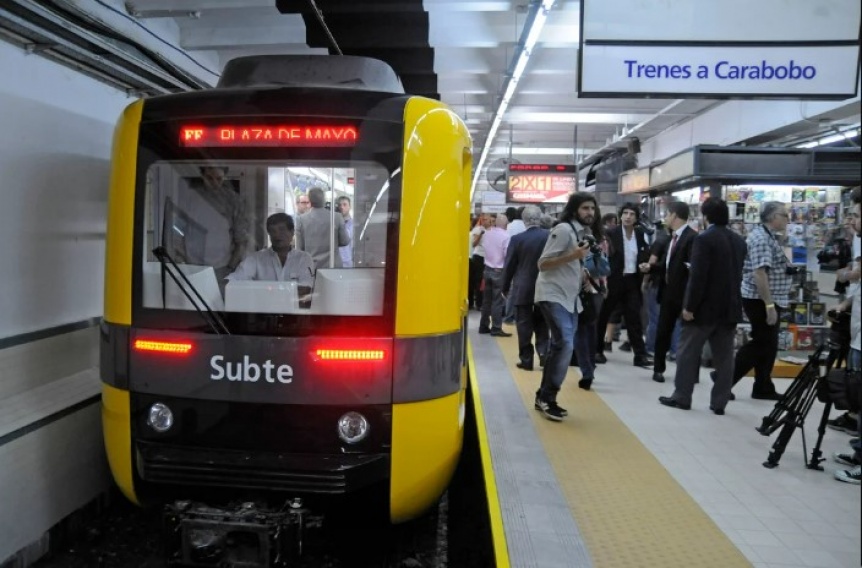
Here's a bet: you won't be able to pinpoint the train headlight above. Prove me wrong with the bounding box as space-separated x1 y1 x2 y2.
147 402 174 433
337 412 369 444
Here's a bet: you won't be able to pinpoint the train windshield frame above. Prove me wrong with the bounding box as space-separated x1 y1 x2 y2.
131 117 403 337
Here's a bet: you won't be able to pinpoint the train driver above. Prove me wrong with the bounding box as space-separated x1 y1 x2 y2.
227 213 315 291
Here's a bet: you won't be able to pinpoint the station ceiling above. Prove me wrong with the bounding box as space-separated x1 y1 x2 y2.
2 0 859 184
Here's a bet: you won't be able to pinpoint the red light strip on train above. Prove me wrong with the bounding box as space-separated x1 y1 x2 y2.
134 339 193 355
179 125 359 147
314 349 386 361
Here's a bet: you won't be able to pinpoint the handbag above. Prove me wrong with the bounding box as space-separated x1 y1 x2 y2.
585 251 611 278
578 274 600 324
822 367 862 412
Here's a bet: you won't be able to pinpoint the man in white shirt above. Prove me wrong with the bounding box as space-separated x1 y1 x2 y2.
228 213 315 289
469 214 493 310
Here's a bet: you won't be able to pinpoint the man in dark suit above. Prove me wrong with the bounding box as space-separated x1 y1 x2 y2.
659 198 747 414
596 203 653 367
643 201 696 383
503 205 550 370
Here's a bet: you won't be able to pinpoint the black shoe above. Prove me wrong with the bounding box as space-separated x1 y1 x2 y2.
538 356 547 368
516 361 533 371
595 352 607 364
535 398 567 420
827 413 860 435
710 406 725 415
652 372 665 383
709 371 736 400
478 328 491 334
603 341 613 352
578 377 593 390
634 356 654 368
620 341 632 352
489 329 512 337
752 391 782 401
658 396 691 410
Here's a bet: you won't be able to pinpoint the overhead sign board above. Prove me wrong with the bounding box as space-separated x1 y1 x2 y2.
507 164 577 203
619 167 650 194
578 0 861 99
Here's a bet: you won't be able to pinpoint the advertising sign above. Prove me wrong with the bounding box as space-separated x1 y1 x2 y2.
506 164 577 203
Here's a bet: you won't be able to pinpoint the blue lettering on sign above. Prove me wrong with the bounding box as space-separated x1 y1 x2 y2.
623 59 817 81
714 60 816 80
624 60 692 79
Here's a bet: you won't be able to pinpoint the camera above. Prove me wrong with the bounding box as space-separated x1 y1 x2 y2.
635 214 663 236
826 309 851 350
785 265 803 276
816 248 840 265
578 234 603 256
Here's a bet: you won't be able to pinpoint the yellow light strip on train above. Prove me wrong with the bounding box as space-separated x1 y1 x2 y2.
133 339 193 355
314 349 386 361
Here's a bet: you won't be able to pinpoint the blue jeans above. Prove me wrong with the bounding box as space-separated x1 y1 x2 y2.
537 301 578 402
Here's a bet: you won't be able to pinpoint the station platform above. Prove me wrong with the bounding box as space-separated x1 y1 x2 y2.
468 315 861 568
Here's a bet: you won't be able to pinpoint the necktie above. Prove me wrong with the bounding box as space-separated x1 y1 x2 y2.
668 233 678 259
666 233 678 283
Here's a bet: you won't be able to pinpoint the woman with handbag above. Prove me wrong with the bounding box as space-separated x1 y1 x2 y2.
572 239 611 390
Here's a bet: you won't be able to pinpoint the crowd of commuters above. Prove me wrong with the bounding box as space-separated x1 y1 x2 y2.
473 189 862 486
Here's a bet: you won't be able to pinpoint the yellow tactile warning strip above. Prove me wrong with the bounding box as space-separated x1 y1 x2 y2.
495 337 753 568
466 342 511 568
747 360 801 378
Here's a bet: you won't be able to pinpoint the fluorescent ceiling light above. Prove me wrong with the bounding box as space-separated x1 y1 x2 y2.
795 127 860 148
507 112 655 124
470 0 556 198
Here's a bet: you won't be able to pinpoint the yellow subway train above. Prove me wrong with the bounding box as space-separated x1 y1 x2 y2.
99 55 472 564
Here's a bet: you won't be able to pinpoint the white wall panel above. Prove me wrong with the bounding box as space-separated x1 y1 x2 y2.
0 405 108 565
0 41 130 339
640 92 862 165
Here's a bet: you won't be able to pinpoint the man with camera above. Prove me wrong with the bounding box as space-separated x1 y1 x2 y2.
730 201 794 400
533 194 593 421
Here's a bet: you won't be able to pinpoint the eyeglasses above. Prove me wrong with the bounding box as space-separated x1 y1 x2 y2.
298 200 310 204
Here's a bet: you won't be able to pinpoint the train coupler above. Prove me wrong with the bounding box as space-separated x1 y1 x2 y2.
164 498 307 567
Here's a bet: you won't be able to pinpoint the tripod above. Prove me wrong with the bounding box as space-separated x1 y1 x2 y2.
756 343 843 470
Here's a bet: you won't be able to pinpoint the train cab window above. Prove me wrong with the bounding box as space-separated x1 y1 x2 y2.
139 160 394 323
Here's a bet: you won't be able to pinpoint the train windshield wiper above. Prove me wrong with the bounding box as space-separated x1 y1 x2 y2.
152 246 231 335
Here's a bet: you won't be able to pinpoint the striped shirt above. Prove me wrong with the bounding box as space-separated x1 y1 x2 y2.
741 224 793 308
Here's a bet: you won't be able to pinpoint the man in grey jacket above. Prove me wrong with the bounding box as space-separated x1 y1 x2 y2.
296 187 350 270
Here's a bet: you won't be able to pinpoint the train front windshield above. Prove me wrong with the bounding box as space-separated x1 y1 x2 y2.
133 122 402 335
